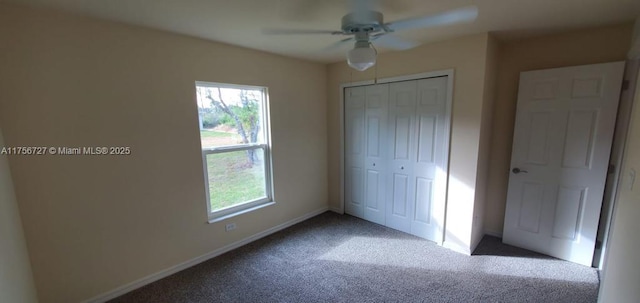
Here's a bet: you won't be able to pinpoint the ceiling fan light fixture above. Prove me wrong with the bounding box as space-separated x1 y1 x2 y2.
264 4 479 72
347 43 376 71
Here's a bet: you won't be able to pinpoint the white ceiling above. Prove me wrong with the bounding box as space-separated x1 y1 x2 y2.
7 0 640 63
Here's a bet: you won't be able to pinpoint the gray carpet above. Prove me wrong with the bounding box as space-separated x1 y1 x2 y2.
110 212 599 303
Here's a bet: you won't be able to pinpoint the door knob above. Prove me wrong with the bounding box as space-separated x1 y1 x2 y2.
512 167 528 174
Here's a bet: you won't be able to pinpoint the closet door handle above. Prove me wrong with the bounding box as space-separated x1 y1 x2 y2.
512 167 528 174
373 163 376 167
400 166 404 170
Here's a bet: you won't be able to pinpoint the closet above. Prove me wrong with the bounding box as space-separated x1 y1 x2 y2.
344 76 450 243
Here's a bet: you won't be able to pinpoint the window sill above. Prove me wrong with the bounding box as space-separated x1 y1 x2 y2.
207 201 276 224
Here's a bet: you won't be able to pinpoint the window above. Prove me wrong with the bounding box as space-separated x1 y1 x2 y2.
195 82 273 222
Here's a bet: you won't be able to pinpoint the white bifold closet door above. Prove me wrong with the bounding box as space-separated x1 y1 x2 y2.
344 85 388 225
344 76 449 243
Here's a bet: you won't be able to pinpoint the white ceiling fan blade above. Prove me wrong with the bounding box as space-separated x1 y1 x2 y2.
262 28 342 35
372 34 419 50
324 37 354 52
386 6 478 31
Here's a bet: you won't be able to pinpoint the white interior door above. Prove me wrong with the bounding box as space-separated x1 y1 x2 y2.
343 74 450 244
344 86 365 218
387 77 448 241
387 80 417 233
363 84 388 225
503 62 625 266
412 77 448 240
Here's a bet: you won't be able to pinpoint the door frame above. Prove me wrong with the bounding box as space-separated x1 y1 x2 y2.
595 59 639 268
338 69 454 245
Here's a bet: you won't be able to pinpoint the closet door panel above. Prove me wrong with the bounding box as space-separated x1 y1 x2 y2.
344 86 366 218
387 81 417 233
344 76 450 245
363 84 388 224
393 115 412 160
411 77 448 240
392 173 409 216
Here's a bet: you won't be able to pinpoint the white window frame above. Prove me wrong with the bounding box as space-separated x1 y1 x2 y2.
195 81 274 223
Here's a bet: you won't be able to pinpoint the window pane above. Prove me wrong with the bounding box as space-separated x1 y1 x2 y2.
196 86 264 149
206 148 266 211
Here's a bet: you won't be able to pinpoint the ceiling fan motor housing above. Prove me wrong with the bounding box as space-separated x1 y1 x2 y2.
341 11 386 34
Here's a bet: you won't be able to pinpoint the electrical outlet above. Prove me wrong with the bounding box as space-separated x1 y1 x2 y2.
225 223 236 232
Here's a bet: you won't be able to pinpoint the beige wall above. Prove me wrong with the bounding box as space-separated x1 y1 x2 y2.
484 24 633 235
470 34 500 250
599 63 640 303
327 33 490 253
0 128 39 303
0 4 327 303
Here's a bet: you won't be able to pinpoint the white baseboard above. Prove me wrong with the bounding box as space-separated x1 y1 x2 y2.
83 207 329 303
484 230 503 238
329 206 343 214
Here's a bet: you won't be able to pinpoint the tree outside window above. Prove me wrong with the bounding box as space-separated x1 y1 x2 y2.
195 82 273 219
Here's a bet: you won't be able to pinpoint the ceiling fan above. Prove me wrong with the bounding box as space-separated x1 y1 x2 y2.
263 0 479 71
